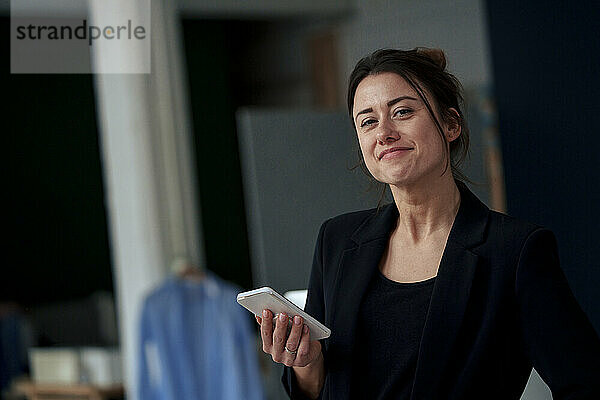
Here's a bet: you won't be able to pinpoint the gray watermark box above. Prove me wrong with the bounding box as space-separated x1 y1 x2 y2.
11 0 151 74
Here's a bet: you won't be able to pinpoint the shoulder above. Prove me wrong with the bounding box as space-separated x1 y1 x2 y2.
308 206 384 264
476 209 558 269
320 206 381 240
313 204 399 263
488 209 540 236
486 209 549 244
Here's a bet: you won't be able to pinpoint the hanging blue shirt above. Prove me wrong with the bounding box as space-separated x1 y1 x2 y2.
138 273 264 400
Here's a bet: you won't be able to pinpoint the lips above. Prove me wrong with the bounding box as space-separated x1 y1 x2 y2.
378 146 414 160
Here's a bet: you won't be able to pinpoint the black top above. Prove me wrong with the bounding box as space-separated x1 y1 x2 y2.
352 271 435 400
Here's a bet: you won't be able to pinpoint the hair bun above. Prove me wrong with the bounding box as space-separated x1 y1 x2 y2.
416 47 447 70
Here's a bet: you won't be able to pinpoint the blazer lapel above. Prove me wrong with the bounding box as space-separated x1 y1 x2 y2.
409 242 479 399
410 182 489 399
327 203 399 399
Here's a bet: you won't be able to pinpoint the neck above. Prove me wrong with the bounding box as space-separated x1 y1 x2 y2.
389 174 461 244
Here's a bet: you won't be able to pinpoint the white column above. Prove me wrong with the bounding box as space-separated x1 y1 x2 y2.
90 1 203 399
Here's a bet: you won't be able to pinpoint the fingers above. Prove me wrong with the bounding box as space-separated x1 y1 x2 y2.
295 325 312 366
260 309 274 353
271 313 289 363
282 316 304 367
258 310 313 368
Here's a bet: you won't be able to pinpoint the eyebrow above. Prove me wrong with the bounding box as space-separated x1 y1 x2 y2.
354 96 419 121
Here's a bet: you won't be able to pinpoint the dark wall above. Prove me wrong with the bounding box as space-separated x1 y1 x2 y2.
486 1 600 332
3 17 113 306
181 20 255 289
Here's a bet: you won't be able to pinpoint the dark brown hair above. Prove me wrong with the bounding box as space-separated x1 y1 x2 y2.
347 48 470 205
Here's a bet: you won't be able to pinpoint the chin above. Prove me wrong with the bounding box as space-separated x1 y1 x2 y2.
376 175 413 187
374 168 414 184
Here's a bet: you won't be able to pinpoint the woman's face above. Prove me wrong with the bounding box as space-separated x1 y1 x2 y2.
352 72 458 188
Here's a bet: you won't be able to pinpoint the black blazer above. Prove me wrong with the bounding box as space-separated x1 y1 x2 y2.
283 181 600 399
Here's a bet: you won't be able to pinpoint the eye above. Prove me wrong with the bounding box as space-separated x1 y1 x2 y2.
393 108 412 118
360 118 377 128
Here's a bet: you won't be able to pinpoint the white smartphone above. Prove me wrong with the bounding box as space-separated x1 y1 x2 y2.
237 286 331 340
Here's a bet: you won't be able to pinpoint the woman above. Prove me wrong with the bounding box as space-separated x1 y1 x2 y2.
257 48 600 399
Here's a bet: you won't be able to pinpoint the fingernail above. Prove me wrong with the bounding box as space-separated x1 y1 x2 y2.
294 316 301 325
280 313 287 322
303 325 309 334
263 309 268 317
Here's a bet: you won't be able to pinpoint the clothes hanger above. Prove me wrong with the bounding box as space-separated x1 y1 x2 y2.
171 257 204 283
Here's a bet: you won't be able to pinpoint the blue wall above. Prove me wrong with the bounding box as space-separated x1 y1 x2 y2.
486 0 600 332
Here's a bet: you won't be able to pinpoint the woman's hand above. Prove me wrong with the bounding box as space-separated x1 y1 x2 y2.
257 309 326 399
256 309 321 367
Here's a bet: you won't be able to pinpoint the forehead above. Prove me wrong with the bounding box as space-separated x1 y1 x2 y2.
353 72 418 111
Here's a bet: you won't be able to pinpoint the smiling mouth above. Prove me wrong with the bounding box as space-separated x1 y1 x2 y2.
378 147 414 160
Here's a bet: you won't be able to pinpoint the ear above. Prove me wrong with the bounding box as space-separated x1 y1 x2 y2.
445 108 462 142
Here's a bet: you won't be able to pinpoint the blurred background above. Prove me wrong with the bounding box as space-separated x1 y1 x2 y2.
2 0 599 399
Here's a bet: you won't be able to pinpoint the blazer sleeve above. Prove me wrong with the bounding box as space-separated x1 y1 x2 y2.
282 219 330 400
515 228 600 399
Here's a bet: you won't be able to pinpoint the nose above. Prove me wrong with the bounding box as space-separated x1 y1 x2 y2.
375 119 400 144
